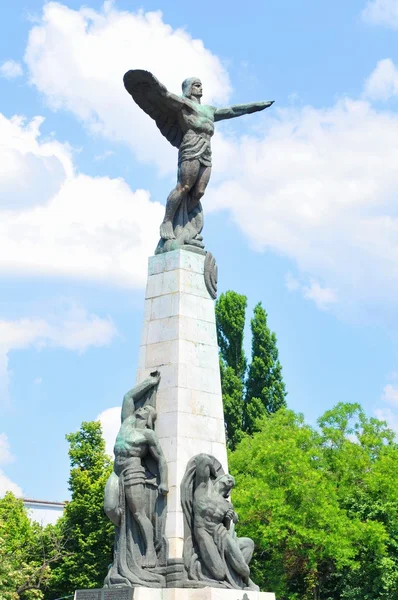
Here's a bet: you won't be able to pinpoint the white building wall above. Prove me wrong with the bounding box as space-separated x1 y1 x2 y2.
23 499 65 526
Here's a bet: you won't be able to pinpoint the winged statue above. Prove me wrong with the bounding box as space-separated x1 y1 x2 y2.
124 69 274 254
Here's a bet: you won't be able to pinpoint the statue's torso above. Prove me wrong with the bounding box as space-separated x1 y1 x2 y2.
114 416 150 458
193 485 230 532
179 102 215 138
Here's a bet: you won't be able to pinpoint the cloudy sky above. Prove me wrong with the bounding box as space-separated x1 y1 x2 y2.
1 0 398 500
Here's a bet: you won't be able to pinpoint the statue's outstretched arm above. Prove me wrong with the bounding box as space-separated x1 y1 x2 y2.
214 100 274 122
121 371 160 421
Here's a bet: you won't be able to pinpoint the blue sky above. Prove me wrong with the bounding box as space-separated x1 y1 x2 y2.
1 0 398 501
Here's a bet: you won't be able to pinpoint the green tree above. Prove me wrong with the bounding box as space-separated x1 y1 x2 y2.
215 291 247 378
47 421 113 598
216 291 247 448
317 403 398 599
245 302 287 433
0 493 64 600
229 405 397 600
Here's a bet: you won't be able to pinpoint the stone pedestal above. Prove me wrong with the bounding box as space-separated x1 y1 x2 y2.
134 588 275 600
136 250 227 558
75 589 275 600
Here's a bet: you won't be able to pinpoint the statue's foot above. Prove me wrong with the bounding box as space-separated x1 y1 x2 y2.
142 551 157 568
160 221 175 240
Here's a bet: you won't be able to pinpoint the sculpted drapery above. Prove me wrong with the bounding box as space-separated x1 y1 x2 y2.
180 453 258 591
104 372 169 588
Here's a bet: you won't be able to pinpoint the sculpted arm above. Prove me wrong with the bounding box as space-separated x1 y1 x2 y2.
148 432 168 494
121 371 160 421
214 100 274 122
194 454 217 487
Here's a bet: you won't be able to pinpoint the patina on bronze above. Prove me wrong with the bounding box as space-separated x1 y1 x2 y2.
124 70 274 254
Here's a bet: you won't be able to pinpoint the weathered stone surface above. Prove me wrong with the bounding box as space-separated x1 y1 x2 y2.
75 589 133 600
137 250 227 558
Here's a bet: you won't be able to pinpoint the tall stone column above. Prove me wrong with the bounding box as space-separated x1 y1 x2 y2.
136 249 227 559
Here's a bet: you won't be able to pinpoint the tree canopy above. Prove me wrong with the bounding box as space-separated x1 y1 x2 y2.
46 421 113 599
230 404 398 600
0 493 64 600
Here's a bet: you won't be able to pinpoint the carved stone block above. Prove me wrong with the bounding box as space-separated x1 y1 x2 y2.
74 589 133 600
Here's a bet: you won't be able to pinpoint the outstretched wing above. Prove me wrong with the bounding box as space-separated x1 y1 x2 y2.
124 69 184 149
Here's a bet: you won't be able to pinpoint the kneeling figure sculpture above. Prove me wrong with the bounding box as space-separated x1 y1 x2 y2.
181 453 258 591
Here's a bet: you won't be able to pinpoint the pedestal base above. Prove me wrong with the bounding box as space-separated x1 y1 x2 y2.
75 589 275 600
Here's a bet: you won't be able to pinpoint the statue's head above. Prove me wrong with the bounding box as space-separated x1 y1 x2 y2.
135 405 157 430
214 473 235 498
182 77 202 100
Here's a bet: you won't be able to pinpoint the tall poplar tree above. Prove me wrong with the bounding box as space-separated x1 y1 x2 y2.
215 293 287 442
245 302 287 433
215 291 247 448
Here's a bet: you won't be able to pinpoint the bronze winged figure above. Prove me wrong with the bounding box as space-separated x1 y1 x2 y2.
124 70 274 253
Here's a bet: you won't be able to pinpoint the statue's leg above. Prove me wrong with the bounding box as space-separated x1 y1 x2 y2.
238 537 255 565
187 165 211 214
224 535 250 581
160 160 200 240
196 529 226 581
125 482 157 568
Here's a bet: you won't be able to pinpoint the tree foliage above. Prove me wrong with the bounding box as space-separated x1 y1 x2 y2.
245 302 287 432
216 291 247 448
216 291 287 447
230 404 398 600
47 421 113 598
0 493 64 600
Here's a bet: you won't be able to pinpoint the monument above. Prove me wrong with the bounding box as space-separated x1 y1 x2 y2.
74 70 275 600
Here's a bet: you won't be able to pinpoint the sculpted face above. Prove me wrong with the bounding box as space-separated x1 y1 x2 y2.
182 77 203 100
190 79 203 99
135 405 156 429
135 406 148 420
215 474 235 498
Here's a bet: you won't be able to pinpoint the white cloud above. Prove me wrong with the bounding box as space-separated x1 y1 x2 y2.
24 2 231 174
0 113 72 209
0 433 14 465
375 407 398 433
97 406 120 457
0 304 117 405
303 282 337 311
285 274 337 310
207 84 398 323
285 272 300 292
19 4 398 322
0 471 23 497
364 58 398 100
0 60 23 80
0 112 163 286
362 0 398 29
94 150 115 161
0 303 117 496
374 380 398 435
0 433 22 498
381 383 398 407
